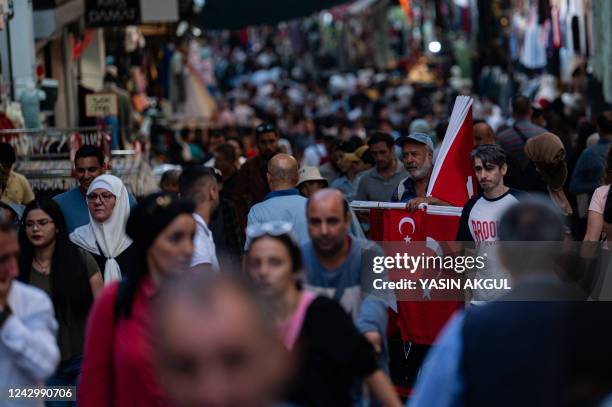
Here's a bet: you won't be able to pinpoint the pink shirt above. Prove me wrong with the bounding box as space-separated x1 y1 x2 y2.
278 291 316 350
589 185 610 214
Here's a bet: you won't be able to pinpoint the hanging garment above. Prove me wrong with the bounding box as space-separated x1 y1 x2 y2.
551 4 562 48
19 87 45 129
520 7 548 69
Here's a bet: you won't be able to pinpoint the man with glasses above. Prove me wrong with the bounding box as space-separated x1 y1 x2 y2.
232 123 281 232
0 216 60 403
54 145 136 233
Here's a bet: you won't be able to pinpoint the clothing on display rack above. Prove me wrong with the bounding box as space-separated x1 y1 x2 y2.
590 0 612 103
18 86 45 129
519 6 548 70
0 128 150 201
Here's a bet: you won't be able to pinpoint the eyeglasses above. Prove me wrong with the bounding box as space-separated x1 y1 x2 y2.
25 219 54 229
246 221 294 239
255 123 276 135
86 192 115 203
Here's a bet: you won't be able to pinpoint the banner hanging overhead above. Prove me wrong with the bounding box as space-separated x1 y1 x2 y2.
85 0 141 27
85 0 178 27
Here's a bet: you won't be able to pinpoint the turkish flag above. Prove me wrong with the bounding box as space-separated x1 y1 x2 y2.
370 207 427 242
427 96 477 207
396 208 462 344
372 205 463 344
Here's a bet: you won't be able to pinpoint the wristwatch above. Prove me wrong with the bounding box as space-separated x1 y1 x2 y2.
0 304 12 328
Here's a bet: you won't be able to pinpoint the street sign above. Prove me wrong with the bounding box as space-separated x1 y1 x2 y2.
85 93 118 117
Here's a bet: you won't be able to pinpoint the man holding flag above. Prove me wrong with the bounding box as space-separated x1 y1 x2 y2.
391 133 450 210
367 96 477 394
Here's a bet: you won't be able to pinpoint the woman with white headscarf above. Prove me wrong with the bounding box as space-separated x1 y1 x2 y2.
70 174 135 284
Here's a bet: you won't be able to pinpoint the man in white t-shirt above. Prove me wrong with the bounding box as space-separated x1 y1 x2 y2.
457 144 526 301
179 166 220 272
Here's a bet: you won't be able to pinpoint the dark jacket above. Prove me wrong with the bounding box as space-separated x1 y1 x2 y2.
231 155 270 231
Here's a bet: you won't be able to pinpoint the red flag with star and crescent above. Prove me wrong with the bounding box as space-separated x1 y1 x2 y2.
368 96 475 344
370 205 462 344
427 95 477 206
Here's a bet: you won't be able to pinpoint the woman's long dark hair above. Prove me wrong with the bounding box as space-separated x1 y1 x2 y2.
115 193 195 321
18 198 94 321
114 245 147 322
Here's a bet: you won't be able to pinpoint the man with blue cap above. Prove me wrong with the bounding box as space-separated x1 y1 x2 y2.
391 133 449 210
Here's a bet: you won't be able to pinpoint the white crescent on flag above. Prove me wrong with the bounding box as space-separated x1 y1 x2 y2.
398 217 416 235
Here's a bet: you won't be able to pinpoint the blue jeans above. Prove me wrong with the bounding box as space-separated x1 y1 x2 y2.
45 355 82 407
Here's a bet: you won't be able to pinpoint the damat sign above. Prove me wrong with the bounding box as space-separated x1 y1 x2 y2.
86 0 141 27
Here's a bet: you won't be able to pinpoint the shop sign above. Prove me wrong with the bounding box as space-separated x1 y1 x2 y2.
85 0 141 27
86 93 118 117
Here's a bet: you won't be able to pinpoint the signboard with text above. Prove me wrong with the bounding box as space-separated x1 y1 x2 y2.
85 93 118 117
85 0 141 27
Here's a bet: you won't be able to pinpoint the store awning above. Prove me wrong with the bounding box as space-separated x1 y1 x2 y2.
33 0 84 40
195 0 352 29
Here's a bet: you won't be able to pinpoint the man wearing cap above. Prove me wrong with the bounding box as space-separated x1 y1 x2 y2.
392 133 449 210
297 167 328 198
244 154 308 249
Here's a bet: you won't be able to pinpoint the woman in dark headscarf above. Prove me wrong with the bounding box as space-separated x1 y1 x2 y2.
524 132 573 216
79 193 196 407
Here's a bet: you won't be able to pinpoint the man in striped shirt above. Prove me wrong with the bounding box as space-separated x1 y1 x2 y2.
496 96 547 192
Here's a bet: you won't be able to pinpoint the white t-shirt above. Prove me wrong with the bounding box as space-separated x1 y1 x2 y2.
457 188 525 302
457 189 525 242
191 213 219 272
301 144 326 167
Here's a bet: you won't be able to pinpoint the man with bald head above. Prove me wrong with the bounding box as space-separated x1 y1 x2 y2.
302 188 390 373
244 154 308 249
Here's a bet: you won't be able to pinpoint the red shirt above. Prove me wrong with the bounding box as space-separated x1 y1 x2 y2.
79 277 168 407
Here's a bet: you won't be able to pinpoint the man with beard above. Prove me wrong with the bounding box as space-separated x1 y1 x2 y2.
391 133 449 210
301 189 389 370
232 123 281 232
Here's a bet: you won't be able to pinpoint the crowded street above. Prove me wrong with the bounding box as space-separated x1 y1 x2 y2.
1 0 612 406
